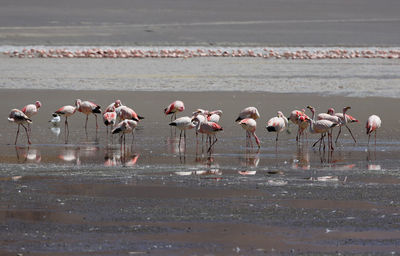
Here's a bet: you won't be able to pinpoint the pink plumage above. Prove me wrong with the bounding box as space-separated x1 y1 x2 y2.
239 118 260 148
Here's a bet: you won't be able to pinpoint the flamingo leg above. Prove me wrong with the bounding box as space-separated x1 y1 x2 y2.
345 125 357 143
95 114 98 129
329 130 334 151
313 136 322 148
319 133 325 151
208 135 218 153
178 130 182 149
335 126 342 144
85 115 88 131
184 130 187 150
368 134 371 146
15 124 20 145
21 124 31 144
375 130 377 145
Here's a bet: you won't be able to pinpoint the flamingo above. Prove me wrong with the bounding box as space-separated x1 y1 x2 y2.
239 118 260 148
207 110 223 123
366 115 381 145
327 107 359 143
169 116 196 148
266 111 288 142
306 106 338 151
22 101 41 132
235 107 260 122
115 105 144 122
8 109 32 144
75 99 102 131
22 101 41 118
164 100 185 121
288 109 309 142
192 116 223 153
103 111 117 134
55 105 76 141
112 120 138 145
105 100 122 113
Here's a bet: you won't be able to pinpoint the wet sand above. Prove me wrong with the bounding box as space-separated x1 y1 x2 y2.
1 89 400 255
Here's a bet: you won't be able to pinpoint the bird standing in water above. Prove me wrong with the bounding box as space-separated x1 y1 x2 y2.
8 109 32 144
266 111 288 143
239 118 260 148
55 105 76 142
22 101 41 132
164 100 185 121
366 115 381 146
75 99 102 131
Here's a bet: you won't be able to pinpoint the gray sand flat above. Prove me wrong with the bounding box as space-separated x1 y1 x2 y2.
1 0 400 46
1 57 400 98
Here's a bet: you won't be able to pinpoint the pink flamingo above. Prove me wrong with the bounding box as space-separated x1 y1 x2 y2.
103 111 117 134
22 101 41 132
169 116 196 148
266 111 288 142
55 105 76 141
207 110 223 123
327 107 359 143
115 105 144 122
112 120 138 145
105 100 122 113
306 106 338 151
193 116 223 153
8 109 32 144
22 100 41 118
288 109 309 142
75 99 102 131
235 107 260 122
366 115 381 145
164 100 185 121
239 118 260 148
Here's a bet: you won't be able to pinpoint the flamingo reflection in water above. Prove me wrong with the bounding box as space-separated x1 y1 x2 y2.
58 147 81 165
291 146 310 171
238 149 259 176
15 146 41 163
104 146 139 167
175 155 221 177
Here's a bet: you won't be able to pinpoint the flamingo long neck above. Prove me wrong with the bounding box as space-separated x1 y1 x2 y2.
342 108 348 125
309 109 316 133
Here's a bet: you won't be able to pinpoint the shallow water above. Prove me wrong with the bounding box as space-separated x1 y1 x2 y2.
1 89 400 254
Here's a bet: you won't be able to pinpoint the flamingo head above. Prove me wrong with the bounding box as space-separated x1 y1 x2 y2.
277 111 284 118
115 100 122 108
306 106 315 113
327 108 335 115
35 101 42 108
75 99 82 107
343 106 351 113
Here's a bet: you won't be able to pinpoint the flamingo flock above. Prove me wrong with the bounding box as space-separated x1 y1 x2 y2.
7 99 382 150
3 47 400 60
